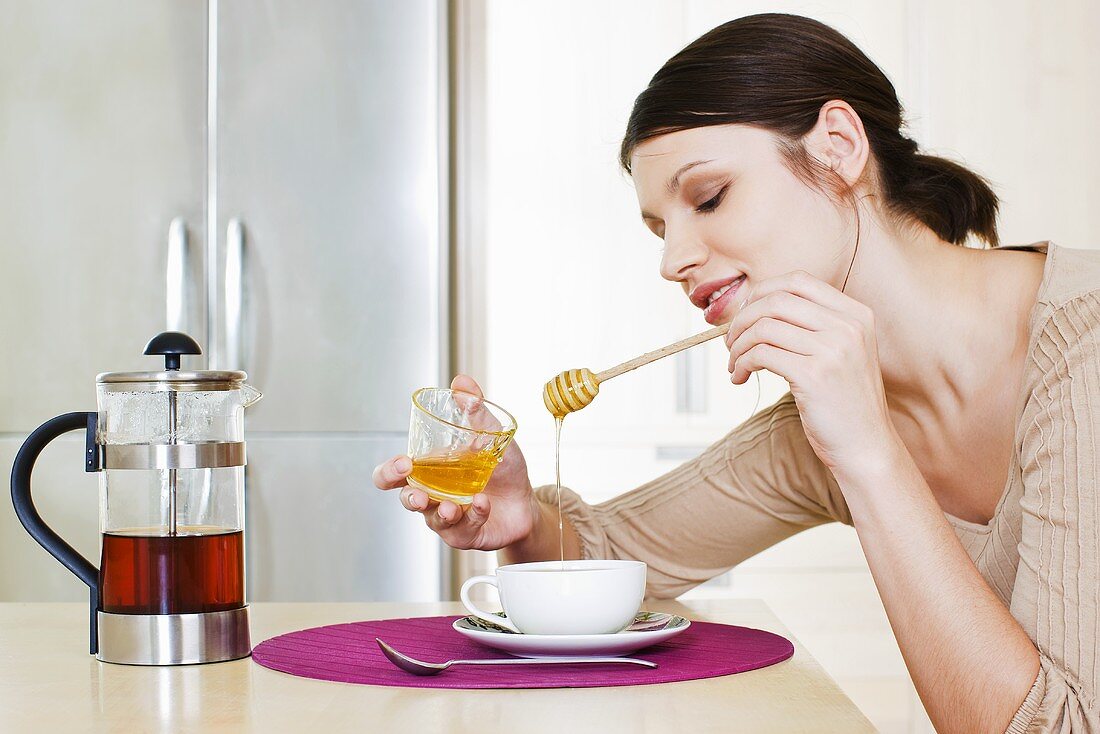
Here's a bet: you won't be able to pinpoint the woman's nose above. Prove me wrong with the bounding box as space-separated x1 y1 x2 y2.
659 230 709 282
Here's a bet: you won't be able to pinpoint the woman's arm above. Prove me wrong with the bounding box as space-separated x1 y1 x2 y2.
838 442 1039 733
998 301 1100 732
374 378 841 591
840 296 1100 732
726 272 1098 732
509 394 844 598
497 494 583 565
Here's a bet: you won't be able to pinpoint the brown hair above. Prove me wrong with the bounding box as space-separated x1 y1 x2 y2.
620 13 999 246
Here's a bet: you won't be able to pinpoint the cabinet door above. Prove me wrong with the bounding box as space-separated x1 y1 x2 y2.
216 0 446 433
215 0 447 601
0 1 207 600
245 435 441 602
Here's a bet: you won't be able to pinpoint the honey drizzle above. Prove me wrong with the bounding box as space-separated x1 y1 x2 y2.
554 415 565 568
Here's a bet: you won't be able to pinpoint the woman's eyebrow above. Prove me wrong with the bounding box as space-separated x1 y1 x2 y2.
667 159 713 193
640 159 718 219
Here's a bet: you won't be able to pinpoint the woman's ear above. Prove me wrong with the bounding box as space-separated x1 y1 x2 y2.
804 100 870 186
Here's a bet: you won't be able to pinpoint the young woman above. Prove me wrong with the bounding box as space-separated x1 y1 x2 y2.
373 14 1098 732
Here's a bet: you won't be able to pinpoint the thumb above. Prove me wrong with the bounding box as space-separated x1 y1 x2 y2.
451 373 484 398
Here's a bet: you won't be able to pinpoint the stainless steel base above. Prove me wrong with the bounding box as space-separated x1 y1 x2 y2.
96 606 251 665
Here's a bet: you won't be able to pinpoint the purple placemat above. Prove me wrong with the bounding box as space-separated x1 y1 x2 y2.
251 615 794 689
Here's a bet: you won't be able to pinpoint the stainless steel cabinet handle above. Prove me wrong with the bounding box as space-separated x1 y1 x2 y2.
225 218 245 371
166 217 189 332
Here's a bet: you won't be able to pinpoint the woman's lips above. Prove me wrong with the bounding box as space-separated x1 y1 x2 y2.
702 275 746 324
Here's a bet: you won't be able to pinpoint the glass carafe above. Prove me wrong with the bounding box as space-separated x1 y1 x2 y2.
11 332 261 665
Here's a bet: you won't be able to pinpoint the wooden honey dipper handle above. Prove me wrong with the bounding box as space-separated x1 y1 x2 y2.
595 323 731 383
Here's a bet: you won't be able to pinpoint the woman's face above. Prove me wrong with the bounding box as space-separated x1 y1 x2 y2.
631 124 854 325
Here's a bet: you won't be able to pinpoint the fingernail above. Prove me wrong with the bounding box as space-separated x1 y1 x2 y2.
395 457 411 473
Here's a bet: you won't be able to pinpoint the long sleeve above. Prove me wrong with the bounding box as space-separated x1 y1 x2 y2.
1007 296 1100 732
533 393 849 598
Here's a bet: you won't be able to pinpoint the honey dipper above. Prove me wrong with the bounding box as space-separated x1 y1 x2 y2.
543 323 732 418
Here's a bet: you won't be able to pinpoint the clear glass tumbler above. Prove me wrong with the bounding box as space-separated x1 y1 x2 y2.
406 387 517 504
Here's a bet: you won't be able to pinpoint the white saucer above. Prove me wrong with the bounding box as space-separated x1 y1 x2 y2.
452 611 691 658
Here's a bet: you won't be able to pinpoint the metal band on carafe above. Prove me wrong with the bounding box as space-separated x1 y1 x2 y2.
98 442 247 470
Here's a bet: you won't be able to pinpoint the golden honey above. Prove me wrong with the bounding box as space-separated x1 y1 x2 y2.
408 450 501 500
554 415 565 565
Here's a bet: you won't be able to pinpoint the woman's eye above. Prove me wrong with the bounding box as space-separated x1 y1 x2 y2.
694 184 729 214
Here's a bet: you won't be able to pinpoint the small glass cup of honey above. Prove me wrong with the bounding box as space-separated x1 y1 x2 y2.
406 388 518 504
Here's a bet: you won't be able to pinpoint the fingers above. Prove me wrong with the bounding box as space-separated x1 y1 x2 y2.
731 343 805 385
417 493 491 535
724 291 829 350
450 374 505 433
723 272 876 388
373 455 413 490
399 485 433 511
451 373 484 398
746 270 852 313
737 270 874 331
434 501 465 527
375 457 465 531
728 317 820 375
423 499 480 537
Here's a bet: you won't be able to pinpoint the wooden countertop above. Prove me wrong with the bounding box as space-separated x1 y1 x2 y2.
0 599 873 733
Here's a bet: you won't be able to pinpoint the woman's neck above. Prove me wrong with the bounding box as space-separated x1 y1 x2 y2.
841 210 1042 425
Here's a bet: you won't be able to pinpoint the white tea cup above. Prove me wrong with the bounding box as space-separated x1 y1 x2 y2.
459 559 646 635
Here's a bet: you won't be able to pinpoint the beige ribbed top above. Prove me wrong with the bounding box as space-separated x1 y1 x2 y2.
536 242 1099 732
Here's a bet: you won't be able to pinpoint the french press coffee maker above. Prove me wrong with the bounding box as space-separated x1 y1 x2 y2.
11 332 260 665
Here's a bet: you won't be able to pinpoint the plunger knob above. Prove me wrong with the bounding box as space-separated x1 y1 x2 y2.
143 331 202 371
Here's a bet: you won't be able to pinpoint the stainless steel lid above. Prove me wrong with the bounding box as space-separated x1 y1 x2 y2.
96 370 248 392
95 331 246 391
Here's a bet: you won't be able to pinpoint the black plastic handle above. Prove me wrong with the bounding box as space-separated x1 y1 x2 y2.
11 412 100 654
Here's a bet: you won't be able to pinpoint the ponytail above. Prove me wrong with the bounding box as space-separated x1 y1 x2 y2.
880 147 1000 245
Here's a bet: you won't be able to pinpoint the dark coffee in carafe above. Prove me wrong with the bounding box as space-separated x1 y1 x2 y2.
99 527 244 615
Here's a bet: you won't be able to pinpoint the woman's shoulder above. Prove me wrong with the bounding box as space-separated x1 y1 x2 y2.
1034 242 1100 314
1023 243 1100 390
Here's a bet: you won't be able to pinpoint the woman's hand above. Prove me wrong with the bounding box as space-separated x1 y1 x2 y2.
372 374 540 551
725 270 898 476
